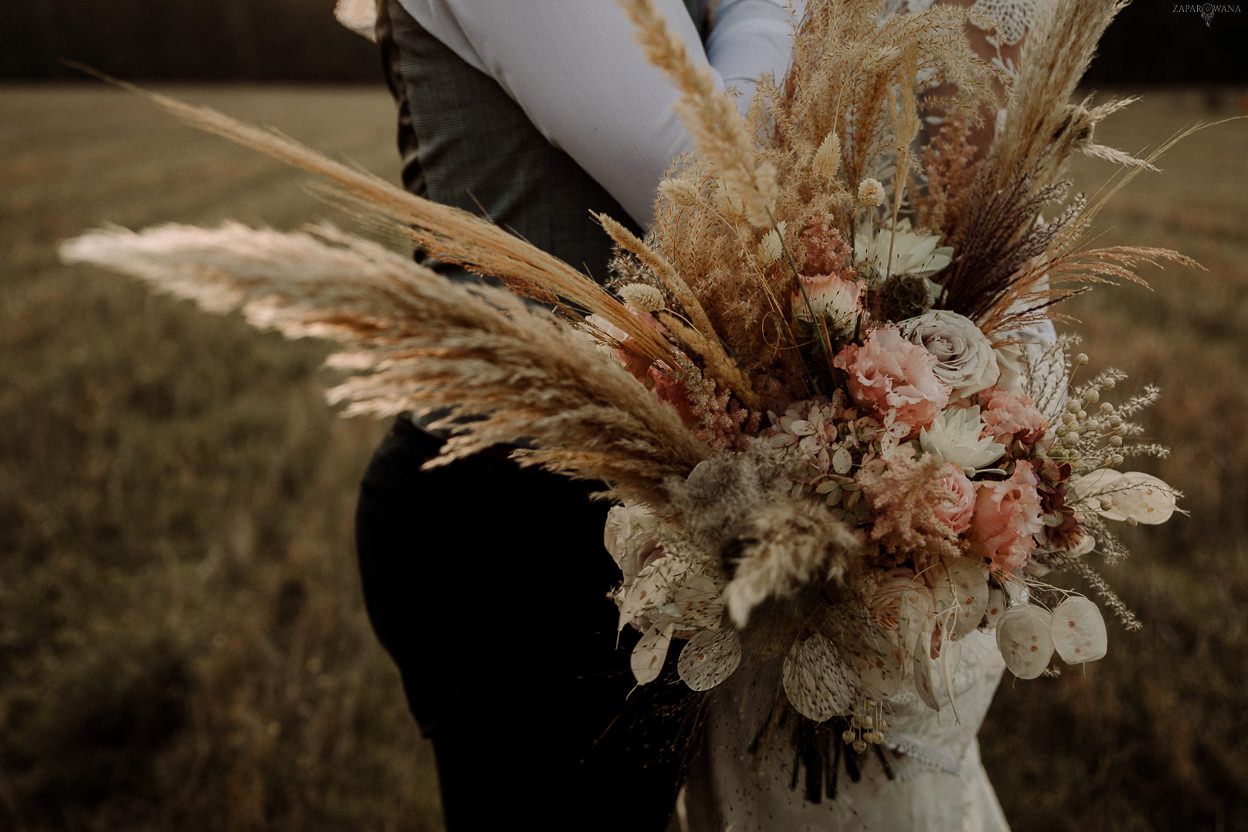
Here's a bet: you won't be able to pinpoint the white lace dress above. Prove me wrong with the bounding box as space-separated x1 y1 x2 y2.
681 629 1010 832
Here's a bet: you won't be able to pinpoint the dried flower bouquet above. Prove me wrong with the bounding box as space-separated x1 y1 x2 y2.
62 0 1188 756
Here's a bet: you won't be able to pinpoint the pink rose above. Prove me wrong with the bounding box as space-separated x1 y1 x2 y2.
800 273 863 312
833 327 950 435
933 462 976 535
968 461 1045 574
979 386 1047 445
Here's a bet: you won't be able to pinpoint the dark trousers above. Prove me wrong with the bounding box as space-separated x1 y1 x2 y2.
355 417 691 828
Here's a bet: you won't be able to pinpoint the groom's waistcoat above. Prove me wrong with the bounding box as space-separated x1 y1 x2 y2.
378 0 709 286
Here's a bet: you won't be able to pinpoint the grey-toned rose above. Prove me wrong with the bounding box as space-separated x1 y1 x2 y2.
899 310 1000 399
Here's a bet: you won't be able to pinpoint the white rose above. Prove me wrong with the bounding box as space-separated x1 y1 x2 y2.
918 405 1006 473
899 310 1001 399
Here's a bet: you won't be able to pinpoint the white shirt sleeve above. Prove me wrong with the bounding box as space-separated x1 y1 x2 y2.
394 0 795 227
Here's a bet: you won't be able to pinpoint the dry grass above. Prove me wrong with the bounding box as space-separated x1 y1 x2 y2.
1 83 1245 830
978 89 1248 831
0 84 440 831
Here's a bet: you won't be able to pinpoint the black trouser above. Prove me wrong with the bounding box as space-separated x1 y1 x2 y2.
355 417 691 828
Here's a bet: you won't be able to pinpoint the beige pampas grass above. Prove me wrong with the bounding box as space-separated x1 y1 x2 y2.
59 223 707 507
69 68 683 377
595 212 761 408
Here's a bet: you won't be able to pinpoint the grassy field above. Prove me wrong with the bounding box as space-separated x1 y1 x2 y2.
1 84 1245 830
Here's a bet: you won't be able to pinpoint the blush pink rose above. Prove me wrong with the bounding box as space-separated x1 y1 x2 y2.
933 462 976 535
968 461 1045 574
833 327 950 435
979 386 1047 445
800 273 862 314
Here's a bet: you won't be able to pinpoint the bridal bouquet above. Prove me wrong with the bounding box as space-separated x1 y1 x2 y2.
62 0 1187 751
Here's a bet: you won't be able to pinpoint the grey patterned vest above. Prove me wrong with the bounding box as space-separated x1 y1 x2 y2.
377 0 711 286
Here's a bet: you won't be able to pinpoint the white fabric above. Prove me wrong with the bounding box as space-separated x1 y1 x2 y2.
682 629 1011 832
394 0 796 226
335 0 380 40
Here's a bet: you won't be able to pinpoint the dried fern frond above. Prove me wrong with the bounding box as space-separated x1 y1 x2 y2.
59 223 707 507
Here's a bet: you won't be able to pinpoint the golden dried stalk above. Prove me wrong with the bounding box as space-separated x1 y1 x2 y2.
616 0 777 228
80 69 683 373
59 223 708 507
596 212 760 408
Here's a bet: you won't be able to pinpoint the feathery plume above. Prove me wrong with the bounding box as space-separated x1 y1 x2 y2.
69 66 684 373
60 223 707 506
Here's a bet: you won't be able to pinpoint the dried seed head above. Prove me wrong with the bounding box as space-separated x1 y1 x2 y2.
712 181 746 219
618 283 666 313
657 176 704 208
759 221 788 265
813 132 842 183
857 178 886 208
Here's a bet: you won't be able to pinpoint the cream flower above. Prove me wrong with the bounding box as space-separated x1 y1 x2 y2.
899 310 1000 398
918 405 1006 473
855 219 953 279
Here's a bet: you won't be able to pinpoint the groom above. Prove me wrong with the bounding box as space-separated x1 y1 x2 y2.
352 0 795 827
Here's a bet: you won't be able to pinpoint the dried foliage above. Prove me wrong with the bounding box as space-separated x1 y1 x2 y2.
981 1 1132 194
60 223 706 507
71 67 684 374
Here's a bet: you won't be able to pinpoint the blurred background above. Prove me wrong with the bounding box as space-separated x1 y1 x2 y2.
1 1 1246 830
